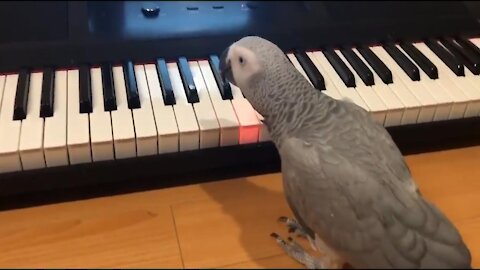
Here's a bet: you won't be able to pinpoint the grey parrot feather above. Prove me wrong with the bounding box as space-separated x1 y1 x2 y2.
221 36 472 269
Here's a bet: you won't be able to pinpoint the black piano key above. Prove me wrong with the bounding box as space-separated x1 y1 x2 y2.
441 37 480 75
457 37 480 59
101 63 117 111
383 43 420 81
123 61 141 109
294 52 325 90
13 69 30 120
209 55 233 100
79 65 92 113
340 48 374 86
425 39 464 76
323 50 355 87
400 43 438 79
177 57 199 103
40 68 54 117
357 46 393 84
155 58 176 106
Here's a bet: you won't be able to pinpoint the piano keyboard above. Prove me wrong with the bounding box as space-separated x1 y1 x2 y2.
2 38 480 174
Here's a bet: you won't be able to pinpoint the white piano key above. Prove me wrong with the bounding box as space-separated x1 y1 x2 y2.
255 111 271 142
396 44 454 121
230 83 262 144
167 62 200 151
287 53 313 85
189 61 221 148
415 42 480 118
144 64 179 154
335 50 388 125
352 48 406 127
288 53 343 99
43 70 69 167
19 71 45 170
0 74 22 173
371 47 428 124
311 51 370 111
132 65 158 157
305 52 343 100
111 66 137 159
66 69 92 165
198 60 240 146
373 46 438 123
90 67 114 161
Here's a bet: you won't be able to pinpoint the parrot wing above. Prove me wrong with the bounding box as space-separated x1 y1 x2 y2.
278 133 471 269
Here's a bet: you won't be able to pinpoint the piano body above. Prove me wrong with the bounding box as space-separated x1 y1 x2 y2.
1 1 480 209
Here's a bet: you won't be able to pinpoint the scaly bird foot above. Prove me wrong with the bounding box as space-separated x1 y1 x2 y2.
278 216 308 238
270 232 330 269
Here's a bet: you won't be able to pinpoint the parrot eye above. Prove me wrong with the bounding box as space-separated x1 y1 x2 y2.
239 56 245 64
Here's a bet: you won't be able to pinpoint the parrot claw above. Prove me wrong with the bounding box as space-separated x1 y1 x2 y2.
269 231 331 269
277 216 308 238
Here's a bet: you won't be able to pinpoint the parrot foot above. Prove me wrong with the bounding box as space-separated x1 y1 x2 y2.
270 232 337 269
277 216 308 238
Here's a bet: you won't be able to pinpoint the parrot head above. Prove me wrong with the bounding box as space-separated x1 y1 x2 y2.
219 36 299 114
220 36 268 89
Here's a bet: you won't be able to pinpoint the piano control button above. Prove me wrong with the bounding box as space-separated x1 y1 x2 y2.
0 74 22 173
336 50 388 125
357 46 393 84
384 43 420 81
421 41 480 117
323 49 356 88
198 60 240 146
352 48 406 127
101 63 117 111
441 37 480 75
89 67 114 162
400 43 438 79
155 58 176 105
66 69 92 165
426 39 464 77
340 48 375 86
168 62 200 151
19 71 45 170
189 60 222 148
132 64 158 157
40 67 55 117
209 55 233 100
44 70 69 168
145 64 179 154
305 52 343 100
141 7 160 18
294 51 326 90
111 65 136 159
13 68 30 120
178 57 200 103
79 64 93 113
397 45 454 121
311 51 369 111
370 46 422 125
374 46 437 123
413 43 471 120
123 61 141 109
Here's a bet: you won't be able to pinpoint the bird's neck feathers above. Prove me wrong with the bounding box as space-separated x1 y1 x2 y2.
250 70 332 144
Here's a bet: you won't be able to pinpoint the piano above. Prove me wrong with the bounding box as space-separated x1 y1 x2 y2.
1 1 480 210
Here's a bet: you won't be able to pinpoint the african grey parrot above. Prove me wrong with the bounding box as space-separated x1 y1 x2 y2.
219 36 472 269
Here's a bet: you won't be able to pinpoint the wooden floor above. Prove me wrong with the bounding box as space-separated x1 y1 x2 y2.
0 145 479 268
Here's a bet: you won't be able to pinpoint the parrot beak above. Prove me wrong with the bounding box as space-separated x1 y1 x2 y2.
220 47 235 85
